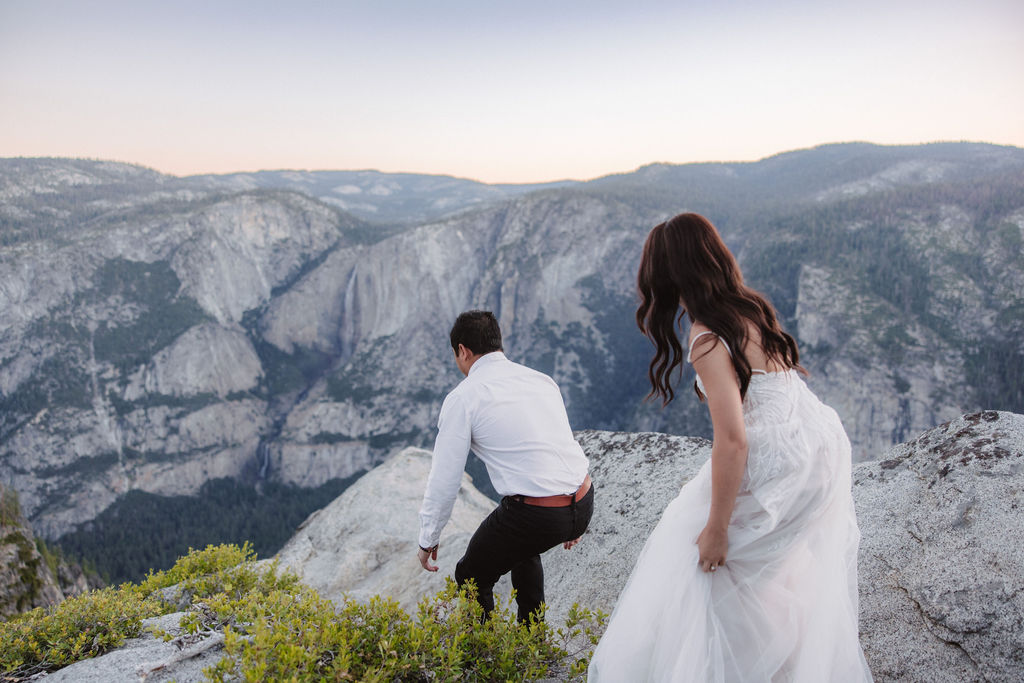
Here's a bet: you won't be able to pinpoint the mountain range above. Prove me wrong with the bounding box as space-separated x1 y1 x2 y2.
0 142 1021 578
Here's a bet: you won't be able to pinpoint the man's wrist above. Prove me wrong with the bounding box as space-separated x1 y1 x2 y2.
419 543 438 553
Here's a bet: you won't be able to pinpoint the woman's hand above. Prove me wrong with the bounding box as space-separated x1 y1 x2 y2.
690 325 745 576
697 524 728 573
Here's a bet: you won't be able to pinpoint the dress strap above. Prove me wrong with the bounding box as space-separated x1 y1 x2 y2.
687 330 731 363
688 330 775 374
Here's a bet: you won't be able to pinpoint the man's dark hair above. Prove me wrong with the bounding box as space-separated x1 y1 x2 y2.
450 310 503 355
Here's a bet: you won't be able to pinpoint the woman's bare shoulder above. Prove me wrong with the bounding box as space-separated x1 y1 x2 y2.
689 321 711 343
688 321 727 362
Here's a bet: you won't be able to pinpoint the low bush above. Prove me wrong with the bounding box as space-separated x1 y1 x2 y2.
203 579 605 682
0 543 258 680
0 543 607 682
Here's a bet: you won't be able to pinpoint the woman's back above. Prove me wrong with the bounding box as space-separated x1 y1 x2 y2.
593 213 872 681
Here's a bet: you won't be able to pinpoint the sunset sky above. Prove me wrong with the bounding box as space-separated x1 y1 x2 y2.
2 0 1022 183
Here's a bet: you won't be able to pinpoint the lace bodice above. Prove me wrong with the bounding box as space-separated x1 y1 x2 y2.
687 332 843 493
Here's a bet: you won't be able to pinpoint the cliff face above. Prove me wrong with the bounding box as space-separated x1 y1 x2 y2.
0 178 356 539
0 484 91 618
853 410 1024 681
278 412 1024 682
0 143 1021 544
16 413 1023 681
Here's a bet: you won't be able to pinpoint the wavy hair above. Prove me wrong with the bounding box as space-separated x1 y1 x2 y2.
636 213 803 404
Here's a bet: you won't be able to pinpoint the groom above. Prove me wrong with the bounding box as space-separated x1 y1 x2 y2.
417 310 594 622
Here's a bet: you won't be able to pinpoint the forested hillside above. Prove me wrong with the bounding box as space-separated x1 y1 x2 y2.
1 142 1021 581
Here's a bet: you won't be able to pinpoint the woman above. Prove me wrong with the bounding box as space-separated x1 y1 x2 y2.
588 213 872 681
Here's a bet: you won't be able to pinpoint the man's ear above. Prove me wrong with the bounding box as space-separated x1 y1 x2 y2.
455 343 470 360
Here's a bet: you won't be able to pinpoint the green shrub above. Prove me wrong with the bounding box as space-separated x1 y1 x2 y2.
0 585 153 679
204 578 606 683
136 541 259 596
0 543 254 680
0 543 607 682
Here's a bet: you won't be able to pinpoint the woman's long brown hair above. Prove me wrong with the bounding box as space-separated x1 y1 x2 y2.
636 213 803 404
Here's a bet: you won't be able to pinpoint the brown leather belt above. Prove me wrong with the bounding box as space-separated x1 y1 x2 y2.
516 474 592 508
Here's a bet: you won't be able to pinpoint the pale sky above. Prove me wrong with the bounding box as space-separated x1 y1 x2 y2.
1 0 1022 183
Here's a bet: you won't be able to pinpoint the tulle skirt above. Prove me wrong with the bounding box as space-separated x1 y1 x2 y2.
589 376 873 682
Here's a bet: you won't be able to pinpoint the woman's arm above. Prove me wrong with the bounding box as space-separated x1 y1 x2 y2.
690 331 748 573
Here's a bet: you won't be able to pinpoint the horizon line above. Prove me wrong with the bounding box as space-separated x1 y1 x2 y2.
2 139 1017 186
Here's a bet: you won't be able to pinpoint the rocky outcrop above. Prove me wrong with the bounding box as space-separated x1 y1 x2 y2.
1 485 63 618
267 431 708 623
565 413 1023 681
273 447 510 608
0 483 93 618
276 412 1024 681
855 411 1024 682
21 413 1024 681
541 431 710 623
40 611 222 683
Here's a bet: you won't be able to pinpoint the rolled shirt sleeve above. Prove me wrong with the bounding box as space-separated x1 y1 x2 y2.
417 390 472 549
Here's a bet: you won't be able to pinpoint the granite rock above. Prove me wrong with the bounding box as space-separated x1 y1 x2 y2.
273 447 511 610
24 413 1024 681
855 410 1024 682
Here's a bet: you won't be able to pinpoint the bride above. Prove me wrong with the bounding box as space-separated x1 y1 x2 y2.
588 213 873 681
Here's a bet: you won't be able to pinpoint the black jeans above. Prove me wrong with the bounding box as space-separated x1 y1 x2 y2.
454 484 595 622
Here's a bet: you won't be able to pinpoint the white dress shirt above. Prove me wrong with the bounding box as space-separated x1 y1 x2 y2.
417 351 590 549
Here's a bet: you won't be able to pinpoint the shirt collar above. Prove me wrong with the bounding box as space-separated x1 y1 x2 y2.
467 351 507 376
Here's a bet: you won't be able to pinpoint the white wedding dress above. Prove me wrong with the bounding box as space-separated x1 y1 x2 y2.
589 335 873 682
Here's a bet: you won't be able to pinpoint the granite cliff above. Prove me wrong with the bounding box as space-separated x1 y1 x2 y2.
34 412 1024 682
0 144 1021 563
279 411 1024 682
0 483 93 619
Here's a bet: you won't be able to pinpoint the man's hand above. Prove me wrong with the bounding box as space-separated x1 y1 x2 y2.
562 536 582 550
418 544 439 572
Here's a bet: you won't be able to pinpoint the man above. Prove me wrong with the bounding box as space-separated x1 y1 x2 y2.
417 310 594 622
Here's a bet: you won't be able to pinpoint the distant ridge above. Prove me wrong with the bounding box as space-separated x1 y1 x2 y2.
0 142 1021 584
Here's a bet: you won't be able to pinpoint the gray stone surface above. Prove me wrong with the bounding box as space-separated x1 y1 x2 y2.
273 446 511 611
0 483 95 618
28 413 1024 681
270 434 709 622
0 484 64 617
42 612 221 683
272 416 1024 681
551 415 1024 681
542 430 711 623
123 322 263 400
855 410 1024 682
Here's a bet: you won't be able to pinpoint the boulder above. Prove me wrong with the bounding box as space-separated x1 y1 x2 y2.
21 412 1024 681
855 410 1024 682
42 611 224 683
548 413 1024 682
541 430 710 623
273 447 510 610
